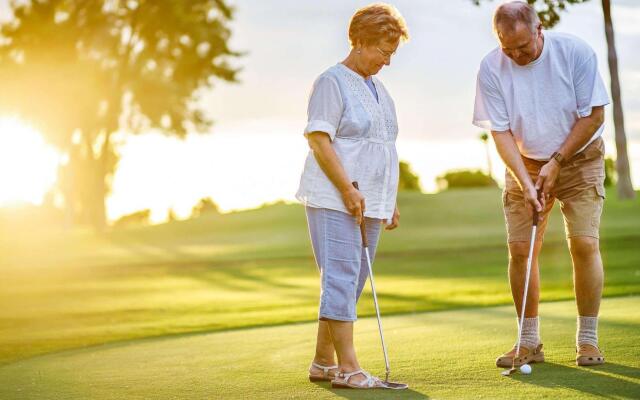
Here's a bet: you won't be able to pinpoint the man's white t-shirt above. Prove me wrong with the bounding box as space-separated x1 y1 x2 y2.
473 31 610 160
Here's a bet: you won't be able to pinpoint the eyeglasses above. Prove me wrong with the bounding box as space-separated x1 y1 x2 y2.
375 47 396 59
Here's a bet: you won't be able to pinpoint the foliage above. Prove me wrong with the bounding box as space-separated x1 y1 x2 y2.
437 169 497 190
0 0 240 229
604 156 616 187
398 160 421 192
113 208 150 228
191 196 219 217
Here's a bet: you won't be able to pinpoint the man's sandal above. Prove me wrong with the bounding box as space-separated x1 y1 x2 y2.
576 344 605 366
496 343 545 368
308 362 338 382
331 369 387 389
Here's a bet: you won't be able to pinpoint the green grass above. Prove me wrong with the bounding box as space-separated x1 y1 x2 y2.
0 188 638 394
0 297 638 399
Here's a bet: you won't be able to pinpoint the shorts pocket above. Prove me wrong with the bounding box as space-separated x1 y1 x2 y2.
592 185 605 228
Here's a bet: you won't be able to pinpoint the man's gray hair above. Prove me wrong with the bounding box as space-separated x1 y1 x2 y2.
493 1 541 36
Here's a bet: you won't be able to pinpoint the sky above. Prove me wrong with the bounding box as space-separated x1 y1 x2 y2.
0 0 639 223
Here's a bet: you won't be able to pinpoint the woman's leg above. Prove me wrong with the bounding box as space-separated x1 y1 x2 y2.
312 320 336 366
327 320 359 371
305 207 368 383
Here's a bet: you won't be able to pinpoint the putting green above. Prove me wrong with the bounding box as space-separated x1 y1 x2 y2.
1 297 638 399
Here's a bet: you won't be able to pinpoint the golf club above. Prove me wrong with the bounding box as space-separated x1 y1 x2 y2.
353 182 408 390
502 191 541 377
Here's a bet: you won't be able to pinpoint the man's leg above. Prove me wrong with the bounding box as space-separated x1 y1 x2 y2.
508 239 543 344
557 168 606 364
497 173 554 367
509 239 543 319
569 236 603 318
569 235 604 365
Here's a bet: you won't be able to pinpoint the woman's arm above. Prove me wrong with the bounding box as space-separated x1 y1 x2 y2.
307 131 366 224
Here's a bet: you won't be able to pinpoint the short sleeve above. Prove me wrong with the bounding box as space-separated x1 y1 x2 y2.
574 53 610 118
304 74 343 141
472 62 510 132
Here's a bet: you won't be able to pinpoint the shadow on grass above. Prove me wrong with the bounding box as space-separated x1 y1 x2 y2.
512 361 640 399
311 381 430 399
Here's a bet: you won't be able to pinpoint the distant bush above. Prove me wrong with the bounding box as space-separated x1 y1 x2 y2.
114 209 151 228
191 197 219 218
436 169 497 190
398 161 421 192
166 208 178 222
604 157 616 187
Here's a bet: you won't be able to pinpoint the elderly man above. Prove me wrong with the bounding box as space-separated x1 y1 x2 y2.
473 1 609 367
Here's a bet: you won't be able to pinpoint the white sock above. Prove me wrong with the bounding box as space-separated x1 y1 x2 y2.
519 317 541 349
577 316 598 347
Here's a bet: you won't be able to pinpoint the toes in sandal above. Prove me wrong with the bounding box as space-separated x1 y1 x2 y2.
308 362 338 382
331 369 386 389
576 344 605 366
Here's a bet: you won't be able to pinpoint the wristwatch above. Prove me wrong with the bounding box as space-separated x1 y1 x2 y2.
551 151 566 167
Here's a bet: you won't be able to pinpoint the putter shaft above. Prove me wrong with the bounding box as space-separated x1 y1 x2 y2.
364 247 391 379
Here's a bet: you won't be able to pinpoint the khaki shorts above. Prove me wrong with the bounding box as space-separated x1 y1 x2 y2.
503 137 606 242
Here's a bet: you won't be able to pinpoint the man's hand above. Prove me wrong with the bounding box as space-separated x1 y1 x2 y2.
535 159 561 199
524 184 544 221
385 205 400 230
342 187 366 225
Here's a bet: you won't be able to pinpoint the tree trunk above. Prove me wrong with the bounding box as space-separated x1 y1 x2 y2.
602 0 635 199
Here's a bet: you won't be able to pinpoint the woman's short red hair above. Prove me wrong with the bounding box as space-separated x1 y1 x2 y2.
348 3 409 47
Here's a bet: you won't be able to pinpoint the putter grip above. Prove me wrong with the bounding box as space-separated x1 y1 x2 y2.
532 189 542 227
352 182 368 247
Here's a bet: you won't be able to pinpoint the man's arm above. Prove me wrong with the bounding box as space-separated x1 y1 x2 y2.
536 106 605 195
492 130 544 213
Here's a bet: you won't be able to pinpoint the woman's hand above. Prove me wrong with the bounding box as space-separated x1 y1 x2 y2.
385 205 400 230
341 186 366 225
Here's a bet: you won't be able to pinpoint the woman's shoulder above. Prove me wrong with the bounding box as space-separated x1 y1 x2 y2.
310 65 344 92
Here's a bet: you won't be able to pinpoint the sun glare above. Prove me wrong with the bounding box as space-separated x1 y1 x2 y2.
0 117 60 206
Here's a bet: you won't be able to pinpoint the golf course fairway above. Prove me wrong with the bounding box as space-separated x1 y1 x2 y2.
1 296 638 399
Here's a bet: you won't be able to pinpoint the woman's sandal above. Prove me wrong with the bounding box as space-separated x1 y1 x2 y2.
331 369 386 389
308 362 338 382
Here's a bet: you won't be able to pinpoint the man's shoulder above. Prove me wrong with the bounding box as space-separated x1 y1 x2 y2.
479 47 504 72
547 31 596 61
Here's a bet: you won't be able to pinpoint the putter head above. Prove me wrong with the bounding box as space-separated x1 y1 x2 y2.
501 367 518 376
381 380 409 390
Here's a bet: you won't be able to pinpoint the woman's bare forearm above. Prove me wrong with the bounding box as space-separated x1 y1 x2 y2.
307 132 354 195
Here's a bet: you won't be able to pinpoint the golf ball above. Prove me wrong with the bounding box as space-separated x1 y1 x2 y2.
520 364 532 374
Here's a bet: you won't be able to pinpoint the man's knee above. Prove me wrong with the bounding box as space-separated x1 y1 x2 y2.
508 241 530 266
569 236 600 260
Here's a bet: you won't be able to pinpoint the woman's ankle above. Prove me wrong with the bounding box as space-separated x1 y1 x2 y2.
312 356 336 367
338 362 361 373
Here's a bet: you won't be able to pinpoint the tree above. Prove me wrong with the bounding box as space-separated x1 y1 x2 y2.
436 169 497 191
398 160 421 191
479 131 493 179
601 0 634 198
472 0 635 199
113 208 151 228
191 196 219 218
0 0 240 230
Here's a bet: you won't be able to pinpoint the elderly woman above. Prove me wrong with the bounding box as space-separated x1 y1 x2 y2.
296 3 409 390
